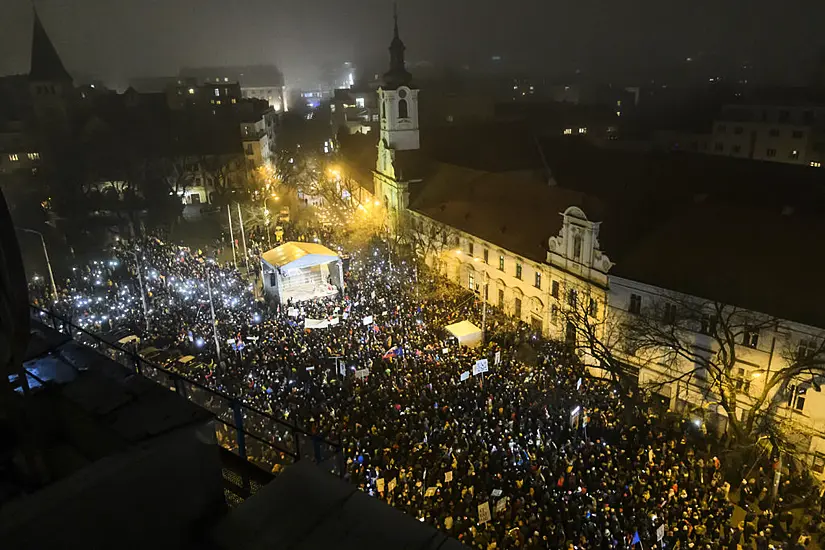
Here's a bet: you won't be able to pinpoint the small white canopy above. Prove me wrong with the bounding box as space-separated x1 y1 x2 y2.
262 242 340 270
445 320 483 348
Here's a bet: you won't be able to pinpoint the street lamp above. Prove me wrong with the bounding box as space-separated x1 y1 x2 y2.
16 226 57 302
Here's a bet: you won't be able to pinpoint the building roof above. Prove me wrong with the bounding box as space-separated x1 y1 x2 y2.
411 166 601 263
29 9 71 82
262 242 340 269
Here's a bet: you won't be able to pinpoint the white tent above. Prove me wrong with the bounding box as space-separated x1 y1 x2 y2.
444 320 483 348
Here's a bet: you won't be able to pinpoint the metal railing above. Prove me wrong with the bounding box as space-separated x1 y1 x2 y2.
29 305 345 479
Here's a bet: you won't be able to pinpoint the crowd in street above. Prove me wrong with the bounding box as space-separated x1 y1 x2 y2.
29 232 820 550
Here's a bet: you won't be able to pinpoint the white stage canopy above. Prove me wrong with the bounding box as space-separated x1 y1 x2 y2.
262 242 340 270
444 320 483 348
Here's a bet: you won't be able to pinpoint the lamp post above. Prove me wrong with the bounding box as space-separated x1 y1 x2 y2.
237 203 250 273
227 205 238 269
16 226 57 302
205 272 222 363
131 249 150 334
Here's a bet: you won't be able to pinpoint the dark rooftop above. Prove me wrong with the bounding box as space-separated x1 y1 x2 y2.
29 10 72 82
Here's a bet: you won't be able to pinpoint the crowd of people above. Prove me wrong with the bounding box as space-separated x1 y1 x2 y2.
29 231 819 549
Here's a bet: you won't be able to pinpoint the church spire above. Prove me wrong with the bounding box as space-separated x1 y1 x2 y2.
383 2 412 89
30 8 71 82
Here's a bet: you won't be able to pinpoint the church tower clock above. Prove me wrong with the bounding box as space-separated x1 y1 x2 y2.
374 5 420 230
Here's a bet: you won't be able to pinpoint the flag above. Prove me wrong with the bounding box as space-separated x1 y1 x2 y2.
631 532 641 545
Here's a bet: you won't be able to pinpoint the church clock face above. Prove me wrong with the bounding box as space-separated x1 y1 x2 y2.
398 88 407 99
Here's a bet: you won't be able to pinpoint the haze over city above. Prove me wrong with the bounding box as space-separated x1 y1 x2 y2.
2 0 825 87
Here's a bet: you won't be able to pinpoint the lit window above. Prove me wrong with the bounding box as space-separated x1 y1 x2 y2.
616 111 622 117
534 272 541 289
498 255 505 271
214 88 220 97
563 128 572 135
27 152 39 160
468 272 475 291
811 161 822 167
8 154 18 162
578 127 587 134
216 100 221 105
188 88 195 95
231 98 236 104
356 97 365 108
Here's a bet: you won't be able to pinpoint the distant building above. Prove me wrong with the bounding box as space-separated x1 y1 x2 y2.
707 104 825 166
180 66 286 111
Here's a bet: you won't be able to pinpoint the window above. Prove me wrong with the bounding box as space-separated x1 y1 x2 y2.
214 88 220 97
663 303 677 324
790 150 799 160
743 327 759 348
792 130 804 139
8 154 19 162
811 161 822 168
732 145 741 154
795 387 807 411
588 298 598 317
700 314 717 335
515 262 522 280
231 98 236 104
551 305 559 323
768 128 779 137
799 338 818 359
568 289 578 308
714 142 724 152
565 321 576 346
716 124 726 134
483 249 489 264
468 272 475 292
813 455 825 475
499 255 505 271
534 272 542 289
572 234 583 261
356 97 365 108
734 126 743 135
514 298 522 318
551 280 560 299
766 148 777 158
498 289 505 306
27 152 39 160
779 110 790 123
628 294 642 315
398 99 409 119
563 128 573 135
380 101 385 120
578 127 587 135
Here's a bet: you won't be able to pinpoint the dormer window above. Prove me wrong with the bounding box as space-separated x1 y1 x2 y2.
573 234 583 261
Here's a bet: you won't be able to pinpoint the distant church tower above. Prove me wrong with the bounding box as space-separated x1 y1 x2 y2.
28 9 73 131
374 4 420 230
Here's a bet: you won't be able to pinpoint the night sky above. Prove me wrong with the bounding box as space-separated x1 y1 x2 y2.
2 0 824 88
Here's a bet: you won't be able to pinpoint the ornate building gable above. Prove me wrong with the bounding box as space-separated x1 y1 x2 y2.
547 206 613 285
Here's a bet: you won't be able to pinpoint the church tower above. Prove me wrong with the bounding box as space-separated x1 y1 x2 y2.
374 4 420 230
28 9 73 130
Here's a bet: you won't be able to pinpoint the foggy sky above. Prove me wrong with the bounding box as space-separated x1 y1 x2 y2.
2 0 824 88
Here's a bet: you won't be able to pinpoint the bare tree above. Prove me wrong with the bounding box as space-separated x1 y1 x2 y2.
622 293 825 449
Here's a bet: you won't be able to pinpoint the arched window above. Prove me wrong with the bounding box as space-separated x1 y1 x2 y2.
398 99 409 119
572 234 583 261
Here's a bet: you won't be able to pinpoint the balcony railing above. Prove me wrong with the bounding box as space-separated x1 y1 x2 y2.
29 304 345 479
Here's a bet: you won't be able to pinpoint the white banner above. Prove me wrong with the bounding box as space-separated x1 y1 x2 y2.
355 368 370 380
305 318 330 329
288 307 300 317
473 358 489 376
362 315 373 326
460 371 470 382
